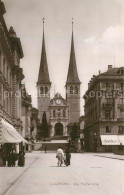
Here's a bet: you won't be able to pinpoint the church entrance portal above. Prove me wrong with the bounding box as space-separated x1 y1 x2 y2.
55 123 63 136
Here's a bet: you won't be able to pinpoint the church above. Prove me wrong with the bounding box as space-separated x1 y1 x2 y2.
37 21 81 139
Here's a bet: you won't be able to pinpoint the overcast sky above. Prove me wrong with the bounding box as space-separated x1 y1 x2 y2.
3 0 124 115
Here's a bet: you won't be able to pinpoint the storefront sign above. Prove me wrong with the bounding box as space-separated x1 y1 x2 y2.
100 135 124 145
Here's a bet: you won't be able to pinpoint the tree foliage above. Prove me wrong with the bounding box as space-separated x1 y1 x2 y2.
40 111 49 140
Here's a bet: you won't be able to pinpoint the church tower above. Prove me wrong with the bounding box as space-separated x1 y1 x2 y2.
37 19 51 122
66 22 81 123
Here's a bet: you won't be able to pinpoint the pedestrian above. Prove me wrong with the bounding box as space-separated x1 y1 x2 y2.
8 150 13 167
1 148 6 166
11 150 17 167
56 146 64 166
18 149 25 167
65 147 71 166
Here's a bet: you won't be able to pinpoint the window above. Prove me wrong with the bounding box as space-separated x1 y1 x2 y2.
58 112 60 117
45 87 48 94
0 50 1 71
40 87 43 94
121 83 124 90
106 98 110 104
63 110 66 117
105 110 110 119
74 86 78 94
120 109 124 112
118 126 124 134
53 110 55 117
70 86 73 94
120 98 124 104
7 66 8 81
106 126 111 133
3 58 5 76
106 83 110 90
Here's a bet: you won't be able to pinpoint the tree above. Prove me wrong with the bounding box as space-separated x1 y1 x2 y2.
70 123 79 141
40 111 49 140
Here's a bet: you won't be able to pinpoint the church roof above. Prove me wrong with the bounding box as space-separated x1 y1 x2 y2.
66 32 80 84
37 30 51 85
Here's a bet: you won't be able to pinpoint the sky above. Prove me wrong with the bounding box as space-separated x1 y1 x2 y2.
3 0 124 115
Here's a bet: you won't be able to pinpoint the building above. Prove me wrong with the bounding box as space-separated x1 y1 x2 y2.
37 22 81 138
83 65 124 152
21 84 32 140
30 107 39 141
0 0 24 138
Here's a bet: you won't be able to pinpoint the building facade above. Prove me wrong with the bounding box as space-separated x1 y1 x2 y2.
37 24 81 138
0 0 24 140
83 65 124 152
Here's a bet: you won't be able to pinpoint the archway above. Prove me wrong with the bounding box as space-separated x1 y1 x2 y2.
55 123 63 136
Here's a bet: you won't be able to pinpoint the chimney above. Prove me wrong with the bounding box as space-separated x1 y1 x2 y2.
108 65 113 70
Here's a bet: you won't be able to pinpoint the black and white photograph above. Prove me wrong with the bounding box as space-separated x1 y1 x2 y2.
0 0 124 194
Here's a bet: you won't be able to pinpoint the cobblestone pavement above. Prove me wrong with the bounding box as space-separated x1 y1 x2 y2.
0 151 124 195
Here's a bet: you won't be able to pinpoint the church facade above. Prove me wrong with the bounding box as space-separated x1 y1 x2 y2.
37 23 81 138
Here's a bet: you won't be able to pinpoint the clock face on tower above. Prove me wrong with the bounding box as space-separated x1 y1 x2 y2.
55 99 62 105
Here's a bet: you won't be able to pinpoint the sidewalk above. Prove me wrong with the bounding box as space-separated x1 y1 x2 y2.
0 152 39 195
94 153 124 160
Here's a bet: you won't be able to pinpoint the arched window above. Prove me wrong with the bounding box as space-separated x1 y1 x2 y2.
40 87 43 94
70 86 73 94
53 110 55 117
74 86 78 94
45 86 48 94
63 110 66 117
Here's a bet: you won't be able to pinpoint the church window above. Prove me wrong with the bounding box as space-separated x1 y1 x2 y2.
40 87 43 94
45 86 48 94
70 86 73 94
58 112 60 117
74 86 78 94
63 110 66 117
53 110 55 117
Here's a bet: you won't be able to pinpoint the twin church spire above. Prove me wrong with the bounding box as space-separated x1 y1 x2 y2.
37 18 51 84
37 19 80 85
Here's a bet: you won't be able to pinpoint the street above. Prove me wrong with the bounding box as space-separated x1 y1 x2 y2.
0 152 124 195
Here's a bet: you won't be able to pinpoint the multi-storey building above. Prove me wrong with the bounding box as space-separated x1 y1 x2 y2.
0 0 24 140
21 84 32 140
37 23 81 138
83 65 124 152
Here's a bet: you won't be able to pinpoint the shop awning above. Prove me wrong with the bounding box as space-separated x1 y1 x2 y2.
100 135 124 145
0 119 29 144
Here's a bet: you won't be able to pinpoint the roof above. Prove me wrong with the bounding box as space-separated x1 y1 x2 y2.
66 32 80 84
100 67 124 76
37 31 51 84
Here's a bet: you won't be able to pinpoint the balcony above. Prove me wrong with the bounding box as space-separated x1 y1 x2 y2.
102 103 113 109
117 118 124 122
118 104 124 109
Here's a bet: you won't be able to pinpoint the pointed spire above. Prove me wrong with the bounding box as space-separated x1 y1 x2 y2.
37 18 51 85
66 19 80 84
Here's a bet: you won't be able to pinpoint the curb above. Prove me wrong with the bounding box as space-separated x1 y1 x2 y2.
2 158 37 195
94 155 124 161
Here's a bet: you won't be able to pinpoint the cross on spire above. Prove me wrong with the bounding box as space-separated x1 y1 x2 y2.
42 17 46 31
72 17 74 32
